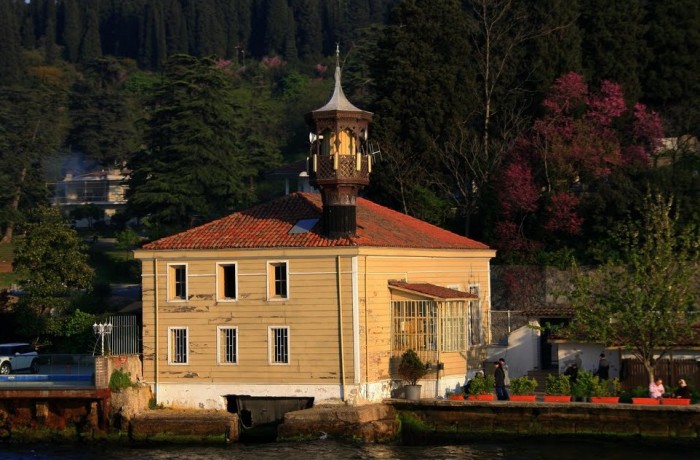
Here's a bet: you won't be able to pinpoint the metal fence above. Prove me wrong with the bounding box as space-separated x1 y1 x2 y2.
489 310 529 345
106 315 141 355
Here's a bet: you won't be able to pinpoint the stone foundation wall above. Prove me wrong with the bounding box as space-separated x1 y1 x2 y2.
391 400 700 441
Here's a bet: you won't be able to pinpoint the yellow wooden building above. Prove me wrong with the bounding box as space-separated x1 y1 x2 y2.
133 54 496 410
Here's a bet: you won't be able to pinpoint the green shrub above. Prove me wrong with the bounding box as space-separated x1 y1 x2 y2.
109 368 133 392
509 376 538 395
545 373 571 395
467 374 495 395
397 349 429 385
592 377 621 397
572 370 596 398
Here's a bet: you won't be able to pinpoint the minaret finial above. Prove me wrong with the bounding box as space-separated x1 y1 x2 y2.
335 43 340 67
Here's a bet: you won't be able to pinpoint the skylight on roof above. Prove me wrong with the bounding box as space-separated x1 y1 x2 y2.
289 218 319 235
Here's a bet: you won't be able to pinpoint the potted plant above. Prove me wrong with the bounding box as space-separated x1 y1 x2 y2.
629 385 660 405
446 389 465 400
571 370 596 402
466 374 495 401
590 377 621 403
397 349 430 400
544 373 571 402
509 376 538 402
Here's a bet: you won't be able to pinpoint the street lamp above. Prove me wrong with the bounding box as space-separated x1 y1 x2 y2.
93 322 113 356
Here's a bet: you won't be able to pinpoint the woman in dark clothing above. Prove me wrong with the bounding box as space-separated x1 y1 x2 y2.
673 379 691 399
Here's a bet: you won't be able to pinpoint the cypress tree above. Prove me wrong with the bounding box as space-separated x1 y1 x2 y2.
0 0 24 85
579 0 649 100
78 0 103 63
60 0 81 63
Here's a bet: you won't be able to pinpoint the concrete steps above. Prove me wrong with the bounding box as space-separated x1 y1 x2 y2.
527 369 558 393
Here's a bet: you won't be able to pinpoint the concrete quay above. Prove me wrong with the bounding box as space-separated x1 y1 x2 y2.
277 399 700 444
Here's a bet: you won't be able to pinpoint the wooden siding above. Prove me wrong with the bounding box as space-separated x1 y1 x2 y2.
621 358 700 390
137 246 494 394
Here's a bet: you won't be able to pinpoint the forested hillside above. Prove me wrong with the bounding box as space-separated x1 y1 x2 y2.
1 0 698 265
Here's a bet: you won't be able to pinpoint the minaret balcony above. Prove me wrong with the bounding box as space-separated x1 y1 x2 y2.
309 154 371 186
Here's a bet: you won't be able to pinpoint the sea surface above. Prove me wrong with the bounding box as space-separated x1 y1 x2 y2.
1 438 697 460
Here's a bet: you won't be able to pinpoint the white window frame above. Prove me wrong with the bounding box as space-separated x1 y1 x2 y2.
217 326 238 365
216 262 238 302
168 326 189 365
268 326 290 365
167 263 188 302
266 260 289 301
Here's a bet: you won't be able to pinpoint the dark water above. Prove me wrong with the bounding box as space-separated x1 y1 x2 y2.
1 439 697 460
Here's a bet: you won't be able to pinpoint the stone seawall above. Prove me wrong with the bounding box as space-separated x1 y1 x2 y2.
278 400 700 444
391 399 700 443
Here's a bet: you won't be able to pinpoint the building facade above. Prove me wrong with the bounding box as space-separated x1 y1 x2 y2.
133 53 495 409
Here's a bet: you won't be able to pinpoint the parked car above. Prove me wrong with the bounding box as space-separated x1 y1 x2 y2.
0 343 39 374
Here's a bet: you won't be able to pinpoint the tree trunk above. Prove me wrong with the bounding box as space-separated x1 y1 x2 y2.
0 166 27 244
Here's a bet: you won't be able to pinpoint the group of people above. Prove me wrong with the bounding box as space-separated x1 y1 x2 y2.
649 377 691 399
464 353 692 401
462 358 510 401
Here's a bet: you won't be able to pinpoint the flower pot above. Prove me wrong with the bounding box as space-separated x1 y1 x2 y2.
543 395 571 403
467 394 494 401
448 394 465 400
662 398 690 406
509 395 536 402
590 396 619 404
404 384 422 401
632 397 660 405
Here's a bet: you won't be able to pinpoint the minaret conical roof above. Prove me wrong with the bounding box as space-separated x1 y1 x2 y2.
312 46 371 115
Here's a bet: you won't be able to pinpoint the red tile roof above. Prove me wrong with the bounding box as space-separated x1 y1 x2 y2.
142 192 491 251
388 281 478 300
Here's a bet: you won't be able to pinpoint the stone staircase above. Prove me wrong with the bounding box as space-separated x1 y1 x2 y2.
526 369 558 394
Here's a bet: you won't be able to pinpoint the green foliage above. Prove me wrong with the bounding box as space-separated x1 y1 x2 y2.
568 193 700 384
13 207 93 316
127 54 281 235
571 370 596 398
109 368 134 392
397 349 429 386
115 228 141 251
467 374 495 396
545 373 571 396
509 376 538 395
592 378 621 397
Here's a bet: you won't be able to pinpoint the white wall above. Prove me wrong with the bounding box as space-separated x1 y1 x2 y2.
557 342 619 378
486 322 540 378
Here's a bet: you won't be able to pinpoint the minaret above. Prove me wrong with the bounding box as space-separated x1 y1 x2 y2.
306 46 373 238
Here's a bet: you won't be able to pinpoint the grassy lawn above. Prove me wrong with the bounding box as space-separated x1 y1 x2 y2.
89 245 141 285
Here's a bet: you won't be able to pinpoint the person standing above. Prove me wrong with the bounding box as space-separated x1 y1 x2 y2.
499 358 510 387
494 361 509 401
597 353 610 380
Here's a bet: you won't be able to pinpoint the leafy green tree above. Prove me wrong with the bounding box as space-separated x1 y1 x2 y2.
0 81 70 243
13 207 94 343
579 0 649 100
567 193 699 385
643 0 700 135
369 0 474 226
127 54 261 236
67 57 142 165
